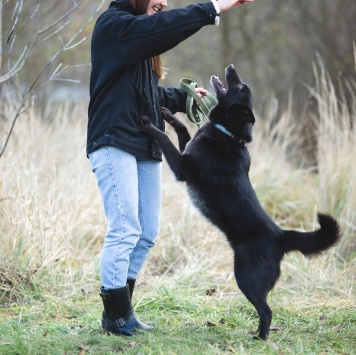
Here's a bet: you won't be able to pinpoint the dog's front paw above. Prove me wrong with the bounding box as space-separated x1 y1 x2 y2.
140 116 154 133
161 107 175 123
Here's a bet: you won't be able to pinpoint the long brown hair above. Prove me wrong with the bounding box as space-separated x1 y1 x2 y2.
126 0 166 79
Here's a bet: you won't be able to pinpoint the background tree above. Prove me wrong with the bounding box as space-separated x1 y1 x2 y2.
0 0 105 158
161 0 355 116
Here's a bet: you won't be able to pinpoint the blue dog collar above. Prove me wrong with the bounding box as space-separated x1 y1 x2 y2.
213 123 235 139
213 123 246 145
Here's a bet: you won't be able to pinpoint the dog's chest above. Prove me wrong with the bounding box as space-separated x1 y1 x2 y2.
187 142 251 176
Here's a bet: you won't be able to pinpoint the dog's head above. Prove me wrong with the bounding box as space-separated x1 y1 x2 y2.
209 64 255 143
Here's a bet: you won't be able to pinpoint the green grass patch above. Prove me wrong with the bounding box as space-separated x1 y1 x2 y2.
1 286 354 354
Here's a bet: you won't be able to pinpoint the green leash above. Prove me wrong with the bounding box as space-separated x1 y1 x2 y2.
179 78 217 128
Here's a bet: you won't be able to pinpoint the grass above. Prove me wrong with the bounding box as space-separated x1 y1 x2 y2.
0 285 355 354
0 60 355 353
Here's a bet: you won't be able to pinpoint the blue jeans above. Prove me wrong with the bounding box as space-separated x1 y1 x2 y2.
89 146 162 289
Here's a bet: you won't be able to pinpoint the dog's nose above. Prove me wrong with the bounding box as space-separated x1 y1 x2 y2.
226 64 243 85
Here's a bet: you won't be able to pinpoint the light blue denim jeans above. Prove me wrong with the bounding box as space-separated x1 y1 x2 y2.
89 146 162 289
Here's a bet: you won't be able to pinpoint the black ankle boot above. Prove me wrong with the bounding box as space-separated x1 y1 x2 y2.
100 285 152 336
127 279 136 300
126 279 154 327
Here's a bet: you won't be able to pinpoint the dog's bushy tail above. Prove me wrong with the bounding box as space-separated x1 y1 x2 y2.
282 213 341 257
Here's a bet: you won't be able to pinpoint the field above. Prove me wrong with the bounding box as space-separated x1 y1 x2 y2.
0 64 355 354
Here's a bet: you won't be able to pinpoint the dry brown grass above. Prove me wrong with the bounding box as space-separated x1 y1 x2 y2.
0 62 355 307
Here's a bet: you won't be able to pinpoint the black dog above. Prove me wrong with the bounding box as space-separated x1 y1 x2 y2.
140 64 341 340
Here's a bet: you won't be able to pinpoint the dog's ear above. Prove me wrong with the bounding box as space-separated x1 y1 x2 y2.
229 103 255 124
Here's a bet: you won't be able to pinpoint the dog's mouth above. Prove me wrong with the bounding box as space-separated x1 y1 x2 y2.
210 75 227 99
211 64 243 100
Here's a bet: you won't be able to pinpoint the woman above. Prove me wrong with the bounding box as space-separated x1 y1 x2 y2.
87 0 253 336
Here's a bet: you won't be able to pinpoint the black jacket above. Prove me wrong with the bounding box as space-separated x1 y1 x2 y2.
87 0 218 159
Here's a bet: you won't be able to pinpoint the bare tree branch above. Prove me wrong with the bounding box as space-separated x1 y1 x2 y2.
0 0 23 57
0 0 107 159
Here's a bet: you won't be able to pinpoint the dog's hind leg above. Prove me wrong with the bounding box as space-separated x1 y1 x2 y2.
236 278 272 340
234 256 279 340
251 297 272 340
161 107 191 153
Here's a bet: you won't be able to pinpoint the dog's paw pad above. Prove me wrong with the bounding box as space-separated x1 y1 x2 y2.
140 116 151 125
161 108 173 121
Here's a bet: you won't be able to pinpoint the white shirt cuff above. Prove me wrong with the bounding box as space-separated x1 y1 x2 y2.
211 0 220 26
211 0 220 14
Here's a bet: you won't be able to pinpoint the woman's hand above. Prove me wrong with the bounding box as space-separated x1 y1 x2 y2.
218 0 253 13
195 87 208 98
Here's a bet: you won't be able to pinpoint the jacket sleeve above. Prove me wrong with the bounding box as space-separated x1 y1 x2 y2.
158 86 187 114
114 3 217 67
